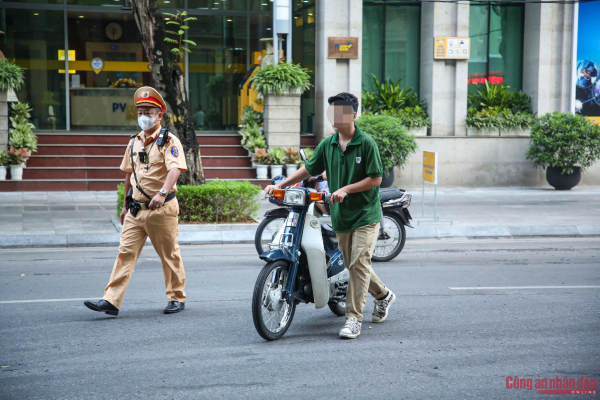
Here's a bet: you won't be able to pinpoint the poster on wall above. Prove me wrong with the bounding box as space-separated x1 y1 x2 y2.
574 1 600 123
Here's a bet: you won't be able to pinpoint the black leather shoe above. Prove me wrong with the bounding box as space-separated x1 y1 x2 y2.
164 301 185 314
84 300 119 316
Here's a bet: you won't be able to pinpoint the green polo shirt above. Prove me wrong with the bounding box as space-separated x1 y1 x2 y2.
305 125 383 233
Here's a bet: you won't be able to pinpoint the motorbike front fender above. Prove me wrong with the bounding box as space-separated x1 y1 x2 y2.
263 207 290 219
259 248 294 264
383 208 412 228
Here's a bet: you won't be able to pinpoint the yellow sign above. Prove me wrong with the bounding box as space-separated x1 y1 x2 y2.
423 151 437 184
434 37 470 60
90 58 104 74
58 49 76 74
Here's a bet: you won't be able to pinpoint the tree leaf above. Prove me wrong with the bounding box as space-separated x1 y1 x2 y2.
178 30 184 35
166 21 181 25
183 47 192 53
182 39 197 46
183 17 197 21
165 30 178 35
181 25 189 29
164 38 178 44
163 12 177 18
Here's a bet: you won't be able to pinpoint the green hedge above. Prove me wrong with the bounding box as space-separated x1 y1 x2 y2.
117 180 261 223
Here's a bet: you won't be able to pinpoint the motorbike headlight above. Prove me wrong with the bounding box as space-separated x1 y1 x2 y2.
283 189 305 206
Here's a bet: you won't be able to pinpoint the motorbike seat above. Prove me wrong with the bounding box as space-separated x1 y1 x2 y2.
320 223 337 238
380 187 404 203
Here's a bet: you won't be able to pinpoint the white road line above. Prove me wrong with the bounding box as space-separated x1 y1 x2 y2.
449 286 600 290
0 298 91 304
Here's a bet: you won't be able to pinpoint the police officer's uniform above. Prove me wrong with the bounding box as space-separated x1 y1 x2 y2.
84 87 187 316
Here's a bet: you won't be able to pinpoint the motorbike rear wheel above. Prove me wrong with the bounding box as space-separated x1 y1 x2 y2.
255 216 287 256
372 212 406 262
328 300 346 317
252 260 296 341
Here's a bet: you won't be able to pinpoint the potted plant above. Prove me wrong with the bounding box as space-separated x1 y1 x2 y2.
355 114 418 188
252 148 270 179
268 147 286 177
0 59 25 151
383 106 430 136
8 102 37 165
284 147 301 176
240 121 266 158
7 148 26 180
251 62 312 149
0 149 7 180
526 111 600 190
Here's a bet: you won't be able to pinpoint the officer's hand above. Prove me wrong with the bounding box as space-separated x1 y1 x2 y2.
149 194 166 210
263 184 281 199
330 189 348 205
120 207 128 225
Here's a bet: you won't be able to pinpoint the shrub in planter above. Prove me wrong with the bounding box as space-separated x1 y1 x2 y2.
252 148 270 179
0 150 7 180
240 121 266 154
9 102 37 163
526 112 600 190
284 147 301 175
0 59 25 92
355 114 417 187
7 148 26 180
251 62 312 95
268 147 286 177
365 74 425 114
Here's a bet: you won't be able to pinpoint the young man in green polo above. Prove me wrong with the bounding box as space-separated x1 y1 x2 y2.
263 92 395 339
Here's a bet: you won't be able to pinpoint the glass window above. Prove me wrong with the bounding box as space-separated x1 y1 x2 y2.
189 0 247 11
0 9 66 130
67 12 155 130
67 0 126 6
188 15 247 131
250 0 273 12
468 5 524 93
292 1 315 133
362 3 420 95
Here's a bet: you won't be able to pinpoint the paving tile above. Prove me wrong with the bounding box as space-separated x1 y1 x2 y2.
506 225 580 237
50 206 77 211
24 206 49 212
577 225 600 236
0 234 66 248
67 233 121 246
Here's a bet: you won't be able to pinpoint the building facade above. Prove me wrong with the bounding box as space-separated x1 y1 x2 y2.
2 0 598 187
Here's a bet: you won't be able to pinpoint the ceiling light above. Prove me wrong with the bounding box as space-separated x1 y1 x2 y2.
308 13 313 16
79 15 85 18
33 12 39 16
227 19 233 22
165 17 170 20
164 0 171 3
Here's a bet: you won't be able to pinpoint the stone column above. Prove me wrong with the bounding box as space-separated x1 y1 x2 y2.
420 1 470 136
0 91 8 151
314 0 363 142
522 1 574 115
264 91 301 150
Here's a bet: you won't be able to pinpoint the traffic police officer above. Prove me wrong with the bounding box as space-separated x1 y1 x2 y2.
84 86 188 316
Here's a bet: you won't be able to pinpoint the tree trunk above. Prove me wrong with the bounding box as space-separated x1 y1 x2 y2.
130 0 204 185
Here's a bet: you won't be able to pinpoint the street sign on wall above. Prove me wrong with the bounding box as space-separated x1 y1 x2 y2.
328 37 359 59
423 151 438 184
434 37 470 60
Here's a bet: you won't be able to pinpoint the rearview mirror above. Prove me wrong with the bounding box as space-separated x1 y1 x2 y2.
299 149 306 163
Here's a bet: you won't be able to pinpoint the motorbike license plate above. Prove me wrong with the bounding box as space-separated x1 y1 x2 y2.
286 212 299 227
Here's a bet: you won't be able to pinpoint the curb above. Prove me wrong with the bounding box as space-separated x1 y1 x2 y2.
0 225 598 249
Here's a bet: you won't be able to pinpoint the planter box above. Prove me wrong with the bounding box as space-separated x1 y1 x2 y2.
264 91 301 150
500 128 530 137
407 127 427 137
466 127 500 137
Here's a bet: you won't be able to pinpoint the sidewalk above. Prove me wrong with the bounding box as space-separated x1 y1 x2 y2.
0 187 599 248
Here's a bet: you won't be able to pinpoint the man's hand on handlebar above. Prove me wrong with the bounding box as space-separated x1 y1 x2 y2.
263 184 281 199
330 188 348 204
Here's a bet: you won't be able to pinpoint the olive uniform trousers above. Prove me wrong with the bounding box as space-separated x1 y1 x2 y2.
103 198 186 309
335 222 387 321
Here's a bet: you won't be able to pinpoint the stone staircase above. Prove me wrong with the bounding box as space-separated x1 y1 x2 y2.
0 132 317 191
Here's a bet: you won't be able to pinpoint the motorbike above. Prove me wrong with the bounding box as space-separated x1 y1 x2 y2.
255 184 413 262
252 187 349 341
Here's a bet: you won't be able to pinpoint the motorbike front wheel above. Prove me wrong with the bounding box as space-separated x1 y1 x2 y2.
372 212 406 262
328 300 346 317
252 260 296 341
255 216 287 255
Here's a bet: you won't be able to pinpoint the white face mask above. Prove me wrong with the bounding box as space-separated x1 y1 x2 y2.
138 115 158 131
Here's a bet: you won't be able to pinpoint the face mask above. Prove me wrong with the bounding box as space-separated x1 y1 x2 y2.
138 115 157 130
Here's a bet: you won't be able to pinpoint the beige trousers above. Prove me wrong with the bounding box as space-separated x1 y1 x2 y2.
336 222 387 321
103 198 186 309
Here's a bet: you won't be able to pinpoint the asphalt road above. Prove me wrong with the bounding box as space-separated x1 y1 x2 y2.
1 239 599 399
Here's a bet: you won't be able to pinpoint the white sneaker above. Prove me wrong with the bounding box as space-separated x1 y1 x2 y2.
372 291 396 323
339 317 361 339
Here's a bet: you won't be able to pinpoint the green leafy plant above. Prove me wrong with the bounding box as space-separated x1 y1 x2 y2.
9 102 37 153
381 106 430 129
0 59 25 92
369 74 425 113
251 62 312 95
467 82 534 130
252 148 270 165
239 121 266 152
7 148 28 165
0 149 8 167
163 11 197 61
361 91 379 114
526 112 600 175
355 114 417 172
284 148 301 165
466 106 534 130
117 183 125 217
240 105 263 126
268 147 286 165
301 147 314 161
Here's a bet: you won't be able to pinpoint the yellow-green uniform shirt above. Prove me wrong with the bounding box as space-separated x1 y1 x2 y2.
305 125 383 233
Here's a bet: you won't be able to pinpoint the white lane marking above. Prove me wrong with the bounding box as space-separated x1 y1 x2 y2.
449 286 600 290
0 298 92 304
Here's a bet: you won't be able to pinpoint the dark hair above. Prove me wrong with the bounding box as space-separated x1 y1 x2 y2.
328 92 359 112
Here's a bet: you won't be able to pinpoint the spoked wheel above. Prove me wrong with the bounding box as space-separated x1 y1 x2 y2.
255 216 286 255
372 213 406 262
252 261 296 341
